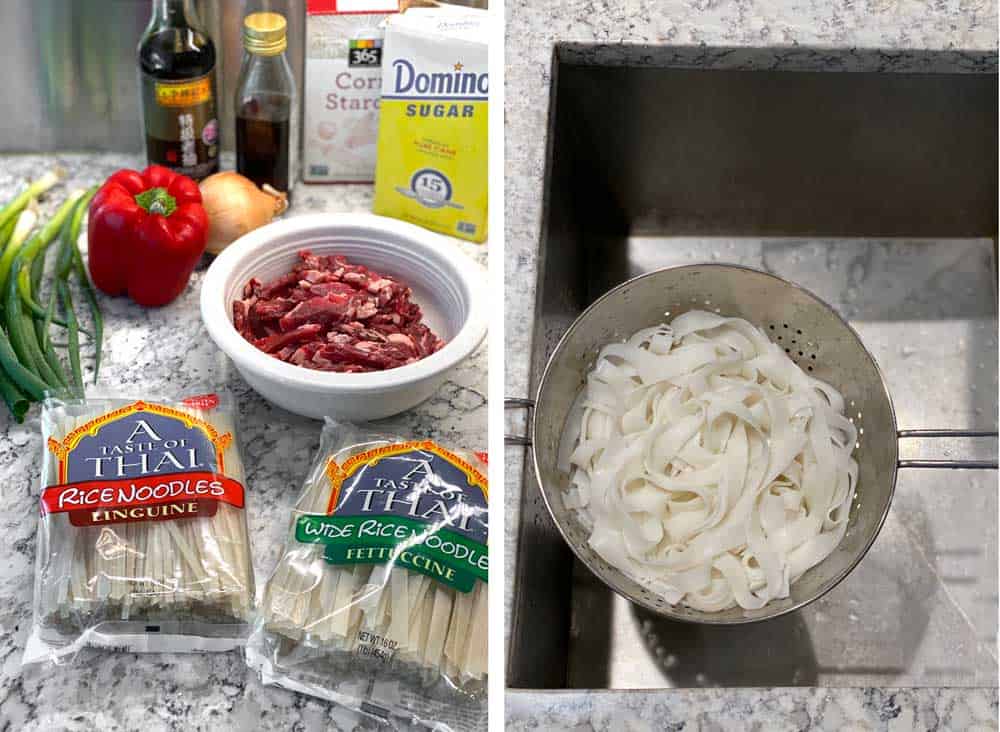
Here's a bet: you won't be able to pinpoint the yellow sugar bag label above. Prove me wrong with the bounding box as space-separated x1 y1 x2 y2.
373 8 488 243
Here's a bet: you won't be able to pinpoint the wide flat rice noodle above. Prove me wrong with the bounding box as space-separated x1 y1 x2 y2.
565 310 858 612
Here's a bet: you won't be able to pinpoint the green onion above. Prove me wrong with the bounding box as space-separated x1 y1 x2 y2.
71 243 103 382
0 207 39 296
6 284 43 380
40 289 57 350
0 181 103 419
0 328 49 401
0 369 29 422
0 169 63 236
57 281 83 397
17 189 88 321
49 193 92 349
53 191 103 384
56 191 92 277
29 236 45 294
33 193 97 345
0 217 17 252
6 260 65 390
34 304 70 392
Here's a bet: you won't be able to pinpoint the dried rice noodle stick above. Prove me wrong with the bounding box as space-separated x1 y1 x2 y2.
177 404 242 599
413 586 435 662
45 412 77 614
186 404 251 597
461 583 488 681
443 583 472 669
423 586 453 668
406 574 432 654
388 567 409 649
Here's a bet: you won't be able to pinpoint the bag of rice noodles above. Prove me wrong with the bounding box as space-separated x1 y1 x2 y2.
23 392 254 665
246 419 488 730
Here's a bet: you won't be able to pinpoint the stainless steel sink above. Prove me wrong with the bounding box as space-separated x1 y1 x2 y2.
507 48 998 690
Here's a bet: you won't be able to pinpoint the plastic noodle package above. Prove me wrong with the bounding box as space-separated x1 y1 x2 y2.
246 419 487 731
24 392 255 665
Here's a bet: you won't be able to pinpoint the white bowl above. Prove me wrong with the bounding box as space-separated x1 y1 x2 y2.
200 213 487 420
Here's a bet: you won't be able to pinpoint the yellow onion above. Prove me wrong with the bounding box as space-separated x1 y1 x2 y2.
199 171 288 254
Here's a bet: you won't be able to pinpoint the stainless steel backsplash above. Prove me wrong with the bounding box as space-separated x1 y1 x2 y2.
0 0 306 154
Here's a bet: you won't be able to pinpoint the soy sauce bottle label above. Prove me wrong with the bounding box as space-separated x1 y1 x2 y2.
141 71 220 180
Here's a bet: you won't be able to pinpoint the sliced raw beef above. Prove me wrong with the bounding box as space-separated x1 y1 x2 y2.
233 251 446 372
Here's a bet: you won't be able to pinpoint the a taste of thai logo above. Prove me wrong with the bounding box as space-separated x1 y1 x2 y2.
327 443 488 544
42 402 243 527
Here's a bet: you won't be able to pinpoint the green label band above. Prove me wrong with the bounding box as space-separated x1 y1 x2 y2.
295 514 488 593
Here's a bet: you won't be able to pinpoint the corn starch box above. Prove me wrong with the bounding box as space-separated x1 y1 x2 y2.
373 8 488 243
303 0 400 183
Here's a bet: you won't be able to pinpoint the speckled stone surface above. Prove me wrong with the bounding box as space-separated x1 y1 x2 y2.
0 153 486 731
507 687 1000 731
503 0 998 726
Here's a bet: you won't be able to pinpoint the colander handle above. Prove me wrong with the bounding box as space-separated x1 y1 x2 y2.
505 398 535 446
897 429 998 470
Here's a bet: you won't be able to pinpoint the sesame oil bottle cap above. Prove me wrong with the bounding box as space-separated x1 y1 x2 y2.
243 12 287 56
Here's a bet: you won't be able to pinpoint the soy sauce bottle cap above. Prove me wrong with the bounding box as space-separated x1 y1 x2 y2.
243 12 287 56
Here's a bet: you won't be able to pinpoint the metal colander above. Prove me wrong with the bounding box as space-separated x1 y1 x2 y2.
522 264 996 624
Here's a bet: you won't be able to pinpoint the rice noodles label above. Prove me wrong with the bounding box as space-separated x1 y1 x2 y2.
43 400 244 527
295 441 488 593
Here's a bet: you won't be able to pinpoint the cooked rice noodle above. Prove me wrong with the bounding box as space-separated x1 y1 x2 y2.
563 310 858 612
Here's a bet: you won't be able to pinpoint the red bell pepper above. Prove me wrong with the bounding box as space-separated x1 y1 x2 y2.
88 165 209 307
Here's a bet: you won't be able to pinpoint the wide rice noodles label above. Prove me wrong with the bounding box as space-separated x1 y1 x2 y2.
294 441 488 592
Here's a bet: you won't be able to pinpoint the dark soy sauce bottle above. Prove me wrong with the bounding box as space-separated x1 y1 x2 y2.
236 12 296 194
138 0 220 180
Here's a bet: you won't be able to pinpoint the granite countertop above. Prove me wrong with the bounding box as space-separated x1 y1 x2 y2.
503 0 998 727
0 153 486 731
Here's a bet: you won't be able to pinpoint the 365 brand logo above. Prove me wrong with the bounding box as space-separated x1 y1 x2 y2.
348 39 382 67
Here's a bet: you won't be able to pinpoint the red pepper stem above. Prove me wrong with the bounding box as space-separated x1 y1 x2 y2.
134 186 177 217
